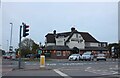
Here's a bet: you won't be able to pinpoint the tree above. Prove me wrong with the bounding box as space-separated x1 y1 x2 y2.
107 43 120 58
19 38 39 57
32 42 39 54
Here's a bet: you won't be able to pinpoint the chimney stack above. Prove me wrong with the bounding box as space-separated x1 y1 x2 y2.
71 27 75 32
53 30 56 35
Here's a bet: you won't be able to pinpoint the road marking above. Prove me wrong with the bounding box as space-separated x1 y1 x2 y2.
46 63 56 66
85 67 118 75
53 69 72 78
110 71 118 74
87 67 91 69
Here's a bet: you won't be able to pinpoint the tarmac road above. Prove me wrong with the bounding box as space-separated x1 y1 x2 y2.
1 58 120 78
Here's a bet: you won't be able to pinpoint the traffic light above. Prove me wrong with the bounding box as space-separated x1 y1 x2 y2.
22 22 29 37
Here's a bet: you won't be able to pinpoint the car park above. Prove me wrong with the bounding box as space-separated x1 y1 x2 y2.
68 54 81 61
81 51 94 61
96 53 106 61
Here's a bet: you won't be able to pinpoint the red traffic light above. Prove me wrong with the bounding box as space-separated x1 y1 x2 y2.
23 23 29 37
26 25 29 28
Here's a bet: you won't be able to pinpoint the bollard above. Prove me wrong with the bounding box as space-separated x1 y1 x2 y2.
40 55 45 68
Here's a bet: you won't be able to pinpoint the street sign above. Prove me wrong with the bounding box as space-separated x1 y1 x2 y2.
38 49 42 54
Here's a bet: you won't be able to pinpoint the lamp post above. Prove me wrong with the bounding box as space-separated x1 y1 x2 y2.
7 40 9 52
0 44 1 49
9 23 13 52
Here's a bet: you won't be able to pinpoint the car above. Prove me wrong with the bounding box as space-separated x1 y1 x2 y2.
35 54 40 58
68 54 81 61
96 53 106 61
11 53 16 60
3 53 12 59
81 51 94 61
25 54 35 58
2 54 7 59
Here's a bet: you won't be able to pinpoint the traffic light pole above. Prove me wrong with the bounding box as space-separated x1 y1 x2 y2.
18 22 29 69
18 25 22 69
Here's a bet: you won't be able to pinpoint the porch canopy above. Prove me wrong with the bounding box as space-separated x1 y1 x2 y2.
43 46 72 51
81 47 108 51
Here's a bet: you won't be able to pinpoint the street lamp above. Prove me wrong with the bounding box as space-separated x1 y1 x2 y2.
9 23 13 52
0 44 1 49
7 40 9 52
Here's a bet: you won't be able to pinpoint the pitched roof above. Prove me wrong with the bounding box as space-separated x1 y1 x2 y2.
62 30 99 43
45 33 55 43
56 32 71 38
79 32 99 42
45 30 99 43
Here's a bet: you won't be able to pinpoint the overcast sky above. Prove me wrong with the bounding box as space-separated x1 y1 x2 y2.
1 1 119 51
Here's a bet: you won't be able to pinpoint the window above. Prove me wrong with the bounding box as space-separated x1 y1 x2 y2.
63 51 66 56
80 39 83 42
58 36 64 38
71 38 79 41
103 44 107 47
76 34 78 38
99 44 101 47
56 51 62 56
57 40 63 43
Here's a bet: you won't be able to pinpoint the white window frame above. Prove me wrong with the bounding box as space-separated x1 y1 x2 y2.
63 51 66 56
56 51 62 56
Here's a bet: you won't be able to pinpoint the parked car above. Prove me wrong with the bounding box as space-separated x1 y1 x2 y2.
2 54 7 59
81 51 94 61
96 53 106 61
11 53 16 60
3 53 12 59
35 54 40 58
25 54 35 58
68 54 81 61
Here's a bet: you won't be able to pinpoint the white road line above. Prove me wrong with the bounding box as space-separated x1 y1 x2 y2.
85 68 118 75
86 67 92 69
53 69 72 78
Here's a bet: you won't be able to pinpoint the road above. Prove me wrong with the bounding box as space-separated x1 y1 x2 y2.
2 59 18 76
1 58 120 78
